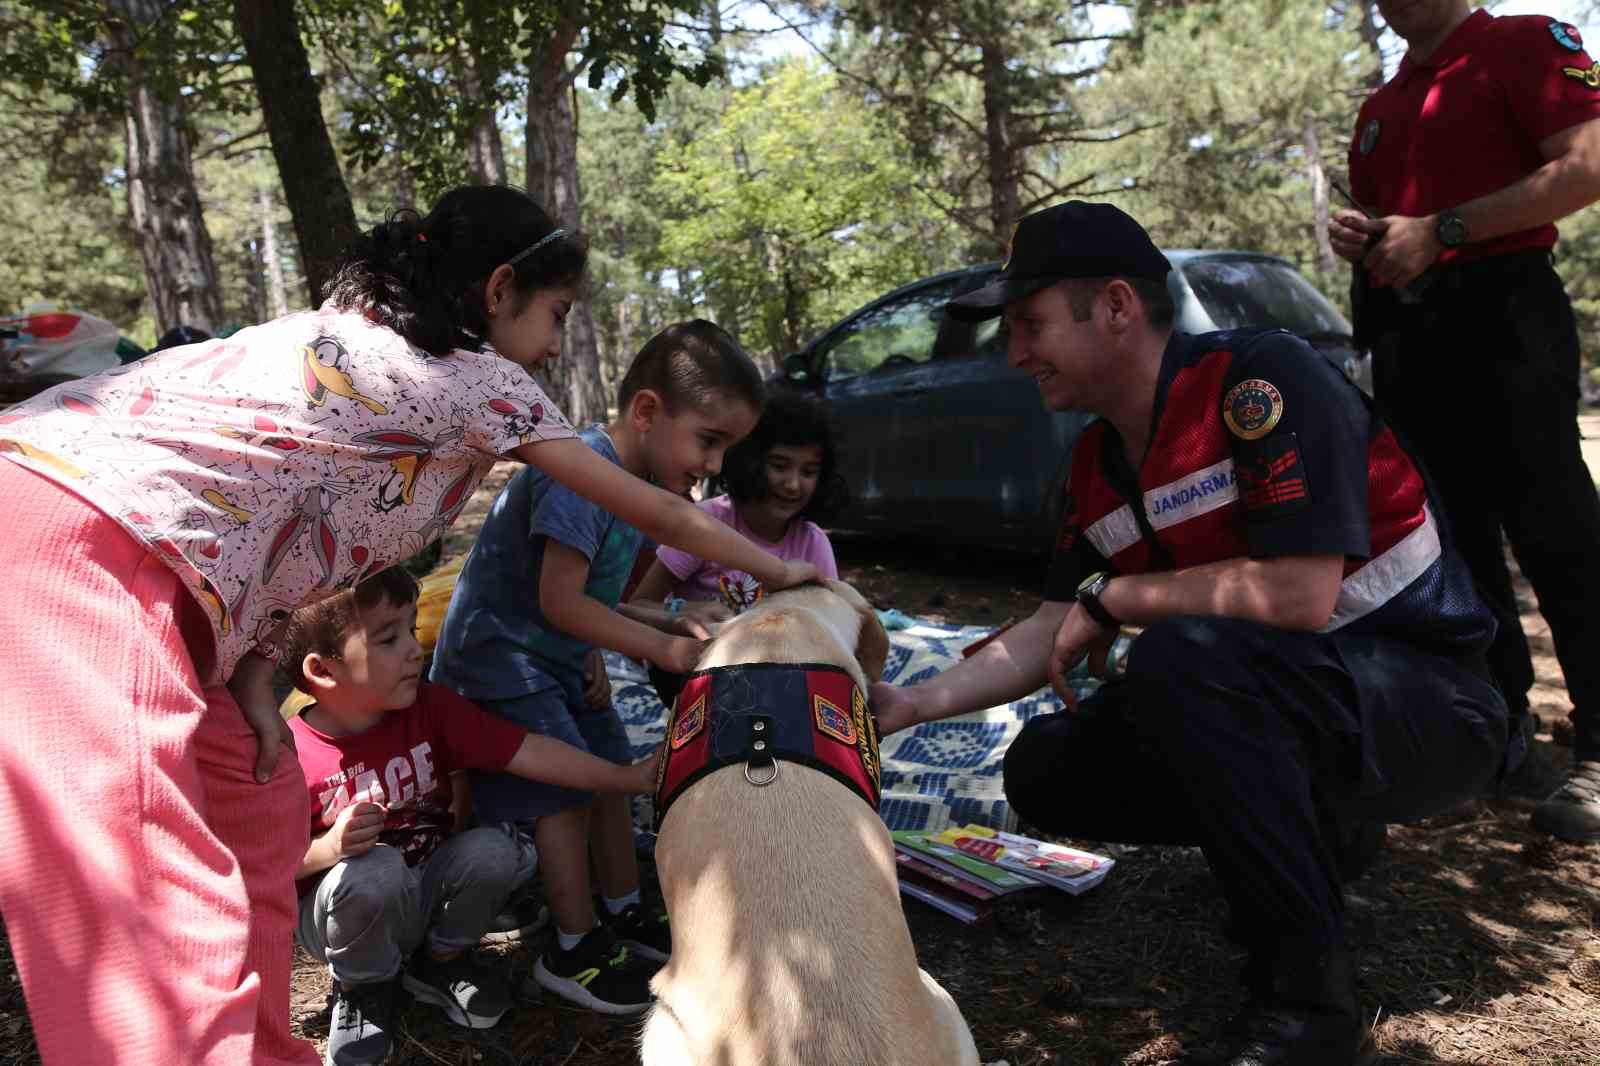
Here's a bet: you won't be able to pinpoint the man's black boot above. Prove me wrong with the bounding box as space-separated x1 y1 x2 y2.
1182 944 1376 1065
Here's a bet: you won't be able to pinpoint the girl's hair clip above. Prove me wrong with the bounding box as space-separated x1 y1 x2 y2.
506 228 567 268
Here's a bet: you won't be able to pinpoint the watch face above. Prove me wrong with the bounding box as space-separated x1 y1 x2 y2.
1438 213 1467 248
1077 571 1105 596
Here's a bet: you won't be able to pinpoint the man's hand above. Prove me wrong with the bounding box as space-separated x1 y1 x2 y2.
1047 604 1115 707
582 647 612 711
1329 209 1384 264
660 634 708 674
869 681 920 736
1360 213 1442 289
328 800 387 861
226 650 296 784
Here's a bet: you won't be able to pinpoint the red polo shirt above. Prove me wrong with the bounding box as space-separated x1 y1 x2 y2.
1349 10 1600 266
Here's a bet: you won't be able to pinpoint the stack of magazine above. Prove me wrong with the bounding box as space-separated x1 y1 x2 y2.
892 824 1115 925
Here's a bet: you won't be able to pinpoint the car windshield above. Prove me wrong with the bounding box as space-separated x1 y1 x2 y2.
1181 258 1350 338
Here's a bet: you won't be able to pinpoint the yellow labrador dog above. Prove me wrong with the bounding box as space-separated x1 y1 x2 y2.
639 579 981 1066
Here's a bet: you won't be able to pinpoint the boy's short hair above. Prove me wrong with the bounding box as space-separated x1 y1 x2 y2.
616 319 766 416
280 568 420 693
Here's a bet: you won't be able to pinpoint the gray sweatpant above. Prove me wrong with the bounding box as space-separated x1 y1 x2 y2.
296 825 537 984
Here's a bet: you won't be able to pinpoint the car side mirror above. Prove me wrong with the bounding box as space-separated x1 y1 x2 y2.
783 352 811 383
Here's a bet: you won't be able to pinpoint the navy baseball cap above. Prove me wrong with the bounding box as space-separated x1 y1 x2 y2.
947 201 1171 322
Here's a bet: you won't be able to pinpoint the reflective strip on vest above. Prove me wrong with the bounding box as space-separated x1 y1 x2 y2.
1323 503 1441 632
1083 458 1240 559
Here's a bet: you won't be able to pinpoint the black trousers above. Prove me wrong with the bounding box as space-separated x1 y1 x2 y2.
1003 616 1507 957
1365 252 1600 756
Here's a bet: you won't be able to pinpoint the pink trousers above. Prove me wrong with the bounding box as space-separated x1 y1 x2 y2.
0 461 318 1065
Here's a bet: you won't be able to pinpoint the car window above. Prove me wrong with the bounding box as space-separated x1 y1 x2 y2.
1180 258 1351 337
820 282 960 381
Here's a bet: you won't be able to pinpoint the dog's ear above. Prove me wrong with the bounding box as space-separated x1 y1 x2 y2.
854 600 890 683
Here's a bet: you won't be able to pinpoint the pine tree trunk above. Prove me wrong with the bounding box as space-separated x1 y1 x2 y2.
261 186 290 319
463 22 507 185
1304 115 1338 278
106 0 224 333
526 30 608 425
979 41 1021 252
234 0 358 305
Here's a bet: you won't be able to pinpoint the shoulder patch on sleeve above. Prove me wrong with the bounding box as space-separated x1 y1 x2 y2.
1551 19 1585 52
1236 432 1311 519
1223 378 1284 440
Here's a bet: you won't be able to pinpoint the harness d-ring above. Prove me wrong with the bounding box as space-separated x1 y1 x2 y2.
745 716 778 786
744 759 779 786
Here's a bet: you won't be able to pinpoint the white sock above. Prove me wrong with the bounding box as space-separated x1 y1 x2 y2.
603 889 641 915
556 921 593 952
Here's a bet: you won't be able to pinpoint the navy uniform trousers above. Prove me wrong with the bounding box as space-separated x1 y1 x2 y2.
1363 250 1600 757
1003 616 1508 959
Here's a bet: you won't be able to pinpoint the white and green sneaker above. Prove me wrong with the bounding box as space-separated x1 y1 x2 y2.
532 926 655 1015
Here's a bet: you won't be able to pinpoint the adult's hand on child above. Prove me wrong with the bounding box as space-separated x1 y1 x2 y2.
226 650 297 784
661 634 708 675
582 647 612 710
329 800 387 860
869 681 920 736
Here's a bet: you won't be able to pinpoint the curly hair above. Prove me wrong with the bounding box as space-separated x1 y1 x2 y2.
324 185 587 355
717 389 848 526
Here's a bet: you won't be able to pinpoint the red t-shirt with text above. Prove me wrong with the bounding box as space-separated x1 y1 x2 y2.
290 681 525 886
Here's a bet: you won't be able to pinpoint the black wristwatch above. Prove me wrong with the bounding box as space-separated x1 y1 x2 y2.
1436 209 1468 249
1075 571 1120 630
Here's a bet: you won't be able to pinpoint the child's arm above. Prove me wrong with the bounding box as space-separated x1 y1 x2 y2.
503 732 660 795
516 438 818 590
540 541 706 674
628 558 734 627
297 800 387 880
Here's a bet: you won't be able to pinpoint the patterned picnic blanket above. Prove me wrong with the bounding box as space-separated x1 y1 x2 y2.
607 617 1128 837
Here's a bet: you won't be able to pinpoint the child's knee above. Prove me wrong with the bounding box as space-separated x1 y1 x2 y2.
325 846 410 918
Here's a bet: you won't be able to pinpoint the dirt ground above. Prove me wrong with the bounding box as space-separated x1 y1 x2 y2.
5 439 1600 1065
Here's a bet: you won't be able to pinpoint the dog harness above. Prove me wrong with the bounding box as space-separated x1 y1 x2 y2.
653 663 881 829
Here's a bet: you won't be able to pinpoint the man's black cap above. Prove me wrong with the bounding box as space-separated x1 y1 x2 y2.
947 201 1171 322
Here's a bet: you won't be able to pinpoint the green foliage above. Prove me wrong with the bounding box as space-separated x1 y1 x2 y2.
650 57 952 360
1089 1 1369 255
311 0 722 201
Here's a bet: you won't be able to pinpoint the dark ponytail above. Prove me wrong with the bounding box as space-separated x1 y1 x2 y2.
325 185 588 355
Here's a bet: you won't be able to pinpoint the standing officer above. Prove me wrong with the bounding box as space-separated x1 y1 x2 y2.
871 202 1509 1066
1331 0 1600 841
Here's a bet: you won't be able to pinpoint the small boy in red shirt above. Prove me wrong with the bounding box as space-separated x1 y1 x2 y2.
283 568 657 1066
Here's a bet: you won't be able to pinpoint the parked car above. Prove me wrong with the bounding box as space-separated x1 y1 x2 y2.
778 250 1367 550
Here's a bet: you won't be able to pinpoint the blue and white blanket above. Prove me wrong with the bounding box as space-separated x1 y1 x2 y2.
607 618 1125 836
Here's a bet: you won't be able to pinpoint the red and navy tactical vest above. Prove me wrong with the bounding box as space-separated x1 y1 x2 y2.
1057 329 1493 651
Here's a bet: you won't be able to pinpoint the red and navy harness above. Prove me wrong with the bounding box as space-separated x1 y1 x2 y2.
653 663 882 829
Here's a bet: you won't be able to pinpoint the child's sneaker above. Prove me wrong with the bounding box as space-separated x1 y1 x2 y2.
402 951 512 1029
479 896 550 946
602 900 672 963
533 926 656 1014
324 977 400 1066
